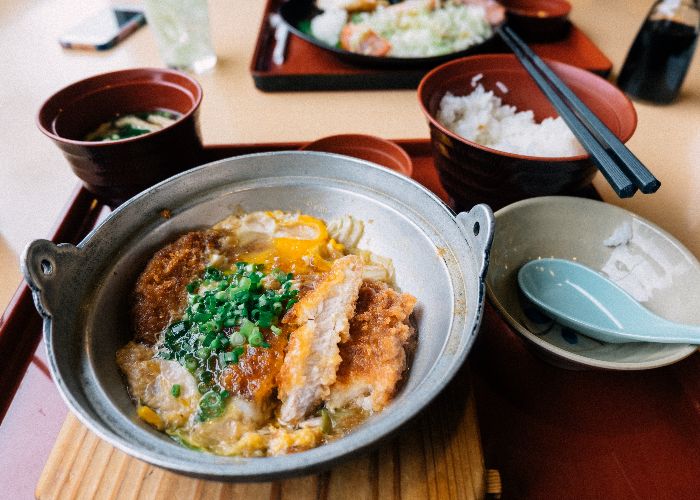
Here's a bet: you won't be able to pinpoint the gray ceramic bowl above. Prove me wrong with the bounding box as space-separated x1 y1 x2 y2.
487 196 699 370
22 151 493 480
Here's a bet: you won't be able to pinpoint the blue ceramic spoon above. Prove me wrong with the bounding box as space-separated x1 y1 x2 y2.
518 258 700 344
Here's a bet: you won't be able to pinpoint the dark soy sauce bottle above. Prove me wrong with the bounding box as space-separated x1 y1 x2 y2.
617 0 699 104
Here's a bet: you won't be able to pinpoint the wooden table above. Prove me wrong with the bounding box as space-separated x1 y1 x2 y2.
1 0 699 498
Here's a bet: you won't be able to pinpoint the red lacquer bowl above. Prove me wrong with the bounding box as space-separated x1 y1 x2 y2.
38 68 203 207
418 54 637 211
501 0 572 42
301 134 413 177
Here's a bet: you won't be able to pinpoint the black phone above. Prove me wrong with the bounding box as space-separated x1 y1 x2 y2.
59 8 145 51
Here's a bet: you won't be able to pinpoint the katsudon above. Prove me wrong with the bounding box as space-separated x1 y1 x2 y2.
117 211 417 456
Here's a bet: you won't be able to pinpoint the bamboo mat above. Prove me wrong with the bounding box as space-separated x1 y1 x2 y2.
36 366 489 500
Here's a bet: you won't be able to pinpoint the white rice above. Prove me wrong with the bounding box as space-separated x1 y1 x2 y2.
603 222 633 247
495 81 509 94
437 84 586 157
471 73 483 87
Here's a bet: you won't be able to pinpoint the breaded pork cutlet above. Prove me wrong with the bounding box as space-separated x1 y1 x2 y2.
277 255 364 425
131 230 222 344
327 279 416 413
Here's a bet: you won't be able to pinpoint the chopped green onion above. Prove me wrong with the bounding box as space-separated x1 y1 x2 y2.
198 390 226 420
159 261 298 399
257 310 273 328
239 318 255 338
158 348 173 360
229 331 246 346
171 384 181 398
170 321 189 336
223 350 239 364
248 327 263 347
192 312 212 323
198 390 226 421
203 266 223 281
185 357 198 371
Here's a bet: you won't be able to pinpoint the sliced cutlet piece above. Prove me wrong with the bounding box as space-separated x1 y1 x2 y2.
278 255 363 425
327 279 416 413
219 330 288 406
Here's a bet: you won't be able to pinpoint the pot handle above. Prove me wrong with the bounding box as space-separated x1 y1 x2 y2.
456 204 495 280
21 239 82 319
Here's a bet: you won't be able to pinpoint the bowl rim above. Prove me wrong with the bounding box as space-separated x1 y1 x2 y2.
487 195 698 370
417 54 638 162
36 67 203 147
299 133 414 176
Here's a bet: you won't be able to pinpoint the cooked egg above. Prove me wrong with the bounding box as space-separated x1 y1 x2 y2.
232 211 344 273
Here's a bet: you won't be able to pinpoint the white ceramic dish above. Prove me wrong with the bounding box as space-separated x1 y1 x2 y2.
487 196 700 370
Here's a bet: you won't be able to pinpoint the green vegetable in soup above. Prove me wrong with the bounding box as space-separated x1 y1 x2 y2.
85 109 180 142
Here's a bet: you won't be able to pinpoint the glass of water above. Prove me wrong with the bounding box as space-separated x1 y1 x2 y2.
144 0 217 73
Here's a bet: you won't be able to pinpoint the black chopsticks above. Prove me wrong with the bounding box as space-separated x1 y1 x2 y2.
497 25 660 198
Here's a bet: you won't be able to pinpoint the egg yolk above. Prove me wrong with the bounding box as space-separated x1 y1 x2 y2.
235 214 344 273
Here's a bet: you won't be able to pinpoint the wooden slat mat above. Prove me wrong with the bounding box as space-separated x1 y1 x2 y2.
37 365 486 500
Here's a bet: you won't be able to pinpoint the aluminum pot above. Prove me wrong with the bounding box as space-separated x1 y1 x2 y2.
22 151 494 481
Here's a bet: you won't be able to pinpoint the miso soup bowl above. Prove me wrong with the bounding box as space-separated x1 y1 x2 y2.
418 54 637 212
22 152 494 481
37 68 203 208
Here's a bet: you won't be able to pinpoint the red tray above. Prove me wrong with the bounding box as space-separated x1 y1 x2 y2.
2 141 699 499
251 0 614 92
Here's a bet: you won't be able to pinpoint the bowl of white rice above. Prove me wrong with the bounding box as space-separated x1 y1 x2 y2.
417 54 637 211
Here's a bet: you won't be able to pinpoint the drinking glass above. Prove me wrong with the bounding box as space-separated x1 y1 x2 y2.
144 0 217 73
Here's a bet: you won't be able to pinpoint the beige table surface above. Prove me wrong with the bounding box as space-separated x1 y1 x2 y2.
1 0 699 314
